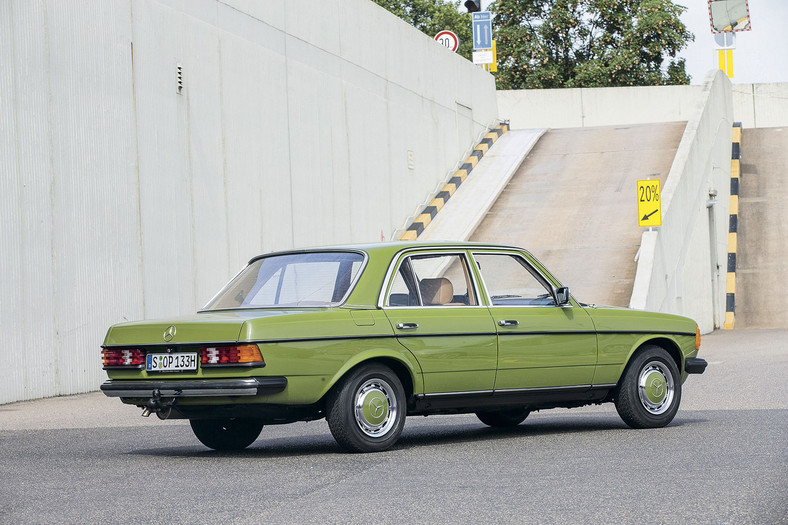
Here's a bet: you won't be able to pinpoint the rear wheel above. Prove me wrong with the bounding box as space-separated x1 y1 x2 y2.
476 408 530 427
189 418 264 451
615 345 681 429
326 364 406 453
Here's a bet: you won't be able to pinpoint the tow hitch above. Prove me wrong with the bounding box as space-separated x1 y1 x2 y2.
141 388 179 419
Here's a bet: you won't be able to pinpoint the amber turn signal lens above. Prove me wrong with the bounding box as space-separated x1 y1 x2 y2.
238 344 264 364
695 325 701 351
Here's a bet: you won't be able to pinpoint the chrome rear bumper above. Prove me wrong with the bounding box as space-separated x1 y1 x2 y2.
100 376 287 397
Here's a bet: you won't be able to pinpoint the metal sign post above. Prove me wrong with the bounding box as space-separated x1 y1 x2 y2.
708 0 752 79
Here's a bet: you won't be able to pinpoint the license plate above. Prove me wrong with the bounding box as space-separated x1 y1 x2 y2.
146 353 198 372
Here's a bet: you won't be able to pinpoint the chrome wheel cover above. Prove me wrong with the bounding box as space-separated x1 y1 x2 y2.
354 378 397 438
638 360 675 415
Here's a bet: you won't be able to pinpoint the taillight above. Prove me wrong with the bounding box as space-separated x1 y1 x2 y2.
200 344 264 366
102 348 145 367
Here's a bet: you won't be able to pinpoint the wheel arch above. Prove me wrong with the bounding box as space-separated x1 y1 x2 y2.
320 352 419 407
618 336 684 387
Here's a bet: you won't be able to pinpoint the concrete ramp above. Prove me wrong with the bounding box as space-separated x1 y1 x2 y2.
470 122 686 307
736 127 788 328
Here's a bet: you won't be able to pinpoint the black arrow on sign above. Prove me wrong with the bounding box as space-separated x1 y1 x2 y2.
641 209 659 221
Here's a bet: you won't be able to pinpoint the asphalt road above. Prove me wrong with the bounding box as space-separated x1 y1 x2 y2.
1 329 786 524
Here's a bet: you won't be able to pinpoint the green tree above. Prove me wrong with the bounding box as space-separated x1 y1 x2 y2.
492 0 693 89
371 0 474 61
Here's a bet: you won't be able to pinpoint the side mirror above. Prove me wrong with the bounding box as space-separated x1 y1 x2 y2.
554 287 571 306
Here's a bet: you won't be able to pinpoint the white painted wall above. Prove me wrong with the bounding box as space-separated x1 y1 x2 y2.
629 70 734 333
0 0 498 404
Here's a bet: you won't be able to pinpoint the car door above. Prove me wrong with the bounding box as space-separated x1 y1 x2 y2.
382 251 498 394
471 251 598 390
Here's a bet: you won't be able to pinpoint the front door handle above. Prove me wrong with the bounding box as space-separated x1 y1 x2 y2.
498 319 519 327
396 322 419 330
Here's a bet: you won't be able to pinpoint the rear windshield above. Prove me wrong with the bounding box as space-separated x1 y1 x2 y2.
203 251 365 310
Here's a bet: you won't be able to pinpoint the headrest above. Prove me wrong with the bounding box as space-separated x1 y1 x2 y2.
420 277 454 305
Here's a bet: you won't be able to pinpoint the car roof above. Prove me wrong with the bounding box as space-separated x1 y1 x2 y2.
248 241 526 264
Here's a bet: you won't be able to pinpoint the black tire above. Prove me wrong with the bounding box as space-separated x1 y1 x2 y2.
326 364 406 453
189 418 264 451
615 345 682 429
476 408 530 427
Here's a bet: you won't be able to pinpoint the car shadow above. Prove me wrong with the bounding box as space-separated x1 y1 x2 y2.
126 412 708 458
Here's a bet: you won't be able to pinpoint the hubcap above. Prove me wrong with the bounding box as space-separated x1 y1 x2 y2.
638 361 675 415
354 378 397 438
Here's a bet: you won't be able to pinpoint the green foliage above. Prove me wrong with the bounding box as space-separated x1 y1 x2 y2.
371 0 473 60
492 0 694 89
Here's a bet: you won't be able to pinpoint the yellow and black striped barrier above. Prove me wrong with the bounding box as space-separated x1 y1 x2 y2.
400 123 509 241
724 122 741 330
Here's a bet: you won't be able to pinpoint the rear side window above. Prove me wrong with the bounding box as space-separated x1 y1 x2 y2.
386 253 476 307
203 252 364 310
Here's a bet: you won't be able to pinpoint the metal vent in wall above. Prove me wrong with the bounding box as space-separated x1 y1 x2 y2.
177 63 183 94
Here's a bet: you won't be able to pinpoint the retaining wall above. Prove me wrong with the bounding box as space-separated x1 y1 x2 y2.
497 84 702 129
0 0 498 404
732 83 788 128
629 70 734 333
499 80 788 130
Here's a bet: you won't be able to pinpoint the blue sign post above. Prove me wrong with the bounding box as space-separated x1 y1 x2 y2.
472 11 492 50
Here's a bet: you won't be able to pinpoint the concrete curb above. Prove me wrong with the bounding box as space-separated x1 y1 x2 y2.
725 122 742 329
399 123 510 241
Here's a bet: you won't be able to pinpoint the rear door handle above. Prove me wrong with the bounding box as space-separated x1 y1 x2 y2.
396 322 419 330
498 319 519 327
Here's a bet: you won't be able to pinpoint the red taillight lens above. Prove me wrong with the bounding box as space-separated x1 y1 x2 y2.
102 348 145 367
200 344 264 366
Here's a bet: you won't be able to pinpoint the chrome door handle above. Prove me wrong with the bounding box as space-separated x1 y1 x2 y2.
396 322 419 330
498 320 519 327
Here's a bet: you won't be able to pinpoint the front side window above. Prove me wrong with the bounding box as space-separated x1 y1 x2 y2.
474 253 555 306
386 253 476 307
203 252 364 310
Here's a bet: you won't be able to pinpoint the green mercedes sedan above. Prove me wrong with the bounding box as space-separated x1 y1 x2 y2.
101 242 706 453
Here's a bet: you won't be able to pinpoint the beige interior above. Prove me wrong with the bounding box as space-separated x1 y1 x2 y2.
419 277 455 306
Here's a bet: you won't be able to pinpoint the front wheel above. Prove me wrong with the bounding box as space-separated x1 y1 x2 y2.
190 418 264 451
326 364 406 453
476 408 530 427
615 345 681 429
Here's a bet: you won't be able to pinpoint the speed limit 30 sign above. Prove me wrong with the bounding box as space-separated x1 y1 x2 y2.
434 30 459 52
637 179 662 227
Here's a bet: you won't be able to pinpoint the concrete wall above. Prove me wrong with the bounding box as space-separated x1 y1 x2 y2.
732 83 788 128
629 71 734 333
499 80 788 130
497 84 702 129
0 0 498 404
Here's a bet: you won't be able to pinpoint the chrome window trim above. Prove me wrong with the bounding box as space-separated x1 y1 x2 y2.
378 249 483 309
470 250 570 308
383 305 491 310
200 249 369 311
487 304 573 309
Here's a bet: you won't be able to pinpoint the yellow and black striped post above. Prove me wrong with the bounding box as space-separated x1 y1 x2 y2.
400 123 510 241
725 122 741 329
